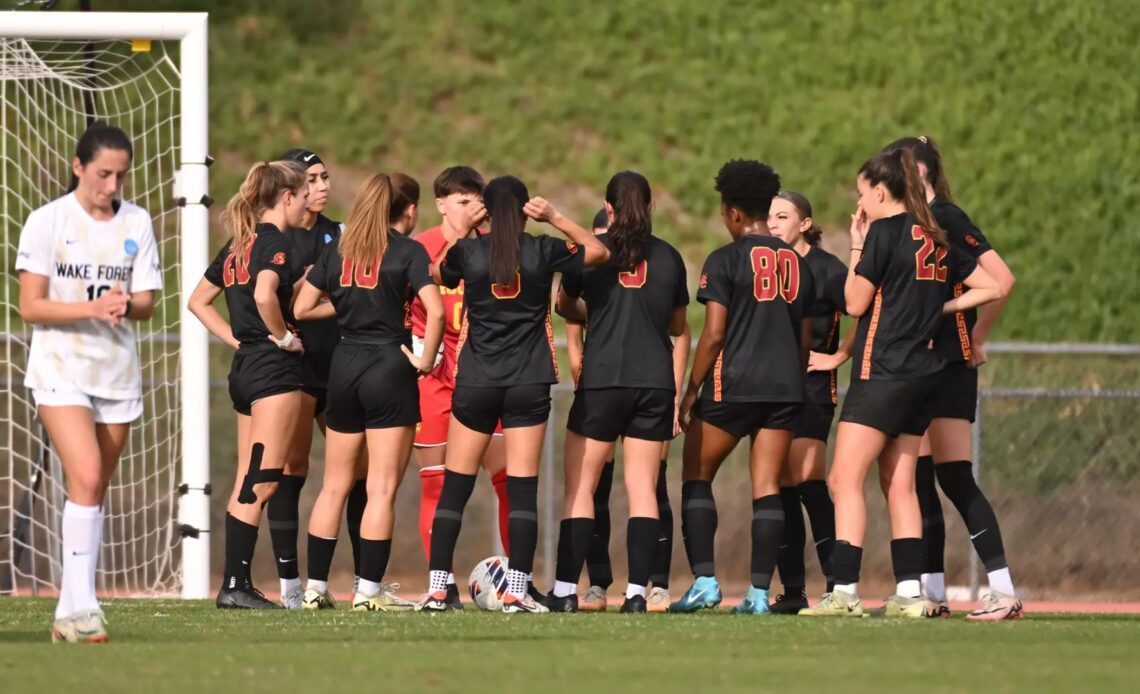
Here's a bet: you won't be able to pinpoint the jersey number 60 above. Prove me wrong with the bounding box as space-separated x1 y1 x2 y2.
750 247 800 302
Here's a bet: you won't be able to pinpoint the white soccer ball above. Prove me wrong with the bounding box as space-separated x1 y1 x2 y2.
468 555 509 611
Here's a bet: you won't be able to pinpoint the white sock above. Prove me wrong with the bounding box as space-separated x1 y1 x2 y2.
429 570 449 593
357 578 381 597
553 580 577 598
281 577 301 596
91 507 104 599
834 582 858 596
56 501 101 620
896 579 921 599
307 579 329 594
447 572 456 586
922 572 946 602
506 569 528 599
625 584 646 600
987 567 1015 595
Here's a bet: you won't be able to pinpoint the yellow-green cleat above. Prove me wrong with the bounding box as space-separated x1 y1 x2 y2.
798 590 863 617
352 584 417 612
874 594 926 619
302 588 336 610
52 609 109 644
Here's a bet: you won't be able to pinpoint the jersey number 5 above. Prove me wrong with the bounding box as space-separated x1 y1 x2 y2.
912 226 948 281
222 244 253 287
618 260 648 288
750 247 800 302
339 258 382 288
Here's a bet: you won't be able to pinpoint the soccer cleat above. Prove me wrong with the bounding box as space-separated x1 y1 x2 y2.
527 582 548 605
216 581 282 609
646 587 671 613
281 584 305 610
620 595 647 613
966 590 1024 621
667 576 723 613
353 584 417 612
875 594 926 619
924 599 951 619
416 590 450 612
579 585 608 612
443 583 464 611
731 586 771 615
769 590 809 615
544 593 578 613
51 609 108 644
501 593 549 614
301 588 336 610
798 589 862 617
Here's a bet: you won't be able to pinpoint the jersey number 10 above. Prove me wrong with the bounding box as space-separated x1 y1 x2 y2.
750 247 800 302
339 257 382 288
911 226 948 281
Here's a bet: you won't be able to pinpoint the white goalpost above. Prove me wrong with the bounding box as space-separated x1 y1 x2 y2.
0 12 210 599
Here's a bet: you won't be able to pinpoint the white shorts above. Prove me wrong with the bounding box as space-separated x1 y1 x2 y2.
32 388 142 424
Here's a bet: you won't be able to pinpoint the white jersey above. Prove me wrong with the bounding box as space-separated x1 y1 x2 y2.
15 193 163 400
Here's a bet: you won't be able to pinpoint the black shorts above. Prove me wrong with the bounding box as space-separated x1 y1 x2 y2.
839 377 937 437
694 400 802 439
794 399 837 442
301 348 334 416
567 388 674 442
325 344 420 434
452 384 551 435
228 345 304 416
929 361 978 422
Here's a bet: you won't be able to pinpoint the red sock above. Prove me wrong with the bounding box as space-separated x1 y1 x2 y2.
492 469 510 554
419 466 446 561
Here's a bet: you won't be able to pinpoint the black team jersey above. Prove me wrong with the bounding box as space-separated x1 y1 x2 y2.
851 212 977 381
441 233 582 386
930 198 993 363
696 234 814 403
801 246 848 405
285 213 343 355
560 235 689 391
205 223 297 346
305 229 433 346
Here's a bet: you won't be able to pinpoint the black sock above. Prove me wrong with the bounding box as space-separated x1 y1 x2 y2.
586 461 614 588
627 516 660 589
649 460 673 588
358 538 392 585
428 470 477 573
776 486 805 591
751 495 784 590
798 480 835 592
680 480 717 578
890 537 926 586
936 461 1008 571
832 540 863 588
555 517 595 585
266 474 305 580
346 479 367 576
506 475 539 576
307 534 338 583
916 455 945 574
223 513 258 589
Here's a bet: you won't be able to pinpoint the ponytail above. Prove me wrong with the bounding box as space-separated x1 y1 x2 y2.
859 150 947 249
483 175 529 285
775 190 823 247
605 170 652 269
223 160 306 255
340 173 395 266
388 172 420 221
881 135 954 203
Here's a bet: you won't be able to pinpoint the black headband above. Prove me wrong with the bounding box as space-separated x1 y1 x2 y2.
279 148 323 167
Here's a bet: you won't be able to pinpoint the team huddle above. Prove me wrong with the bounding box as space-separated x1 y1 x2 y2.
17 123 1021 643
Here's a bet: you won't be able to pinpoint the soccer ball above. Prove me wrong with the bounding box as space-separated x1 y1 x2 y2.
468 555 509 611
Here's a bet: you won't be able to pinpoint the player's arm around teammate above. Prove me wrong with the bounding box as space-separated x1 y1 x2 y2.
188 160 310 609
801 149 1002 618
17 124 162 642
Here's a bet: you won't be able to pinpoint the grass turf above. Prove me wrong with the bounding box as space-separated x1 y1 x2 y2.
2 599 1138 692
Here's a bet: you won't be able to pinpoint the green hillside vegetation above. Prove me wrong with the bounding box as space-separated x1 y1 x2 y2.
66 0 1140 340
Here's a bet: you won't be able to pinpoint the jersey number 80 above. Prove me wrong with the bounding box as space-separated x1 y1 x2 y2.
749 247 800 302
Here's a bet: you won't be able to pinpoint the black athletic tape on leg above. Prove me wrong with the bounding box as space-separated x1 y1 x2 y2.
238 443 284 505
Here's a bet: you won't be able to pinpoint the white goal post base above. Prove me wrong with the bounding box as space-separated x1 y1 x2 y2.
1 12 210 599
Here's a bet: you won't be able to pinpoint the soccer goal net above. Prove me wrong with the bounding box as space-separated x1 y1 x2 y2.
1 12 210 598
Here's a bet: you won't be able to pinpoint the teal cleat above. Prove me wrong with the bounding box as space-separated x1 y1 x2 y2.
667 576 723 613
731 586 771 615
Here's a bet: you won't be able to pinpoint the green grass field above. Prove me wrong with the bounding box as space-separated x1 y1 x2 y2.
2 600 1138 692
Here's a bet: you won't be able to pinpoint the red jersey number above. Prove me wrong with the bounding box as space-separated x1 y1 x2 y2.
339 257 382 288
222 243 253 287
618 260 648 288
912 226 948 282
749 247 800 303
491 272 521 299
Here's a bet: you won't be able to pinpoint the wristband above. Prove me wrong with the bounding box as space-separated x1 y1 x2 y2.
124 299 133 319
270 330 295 349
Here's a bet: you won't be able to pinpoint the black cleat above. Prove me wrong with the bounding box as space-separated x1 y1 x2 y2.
544 593 578 613
770 590 809 615
527 582 547 605
620 595 647 613
444 583 464 611
216 581 282 610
